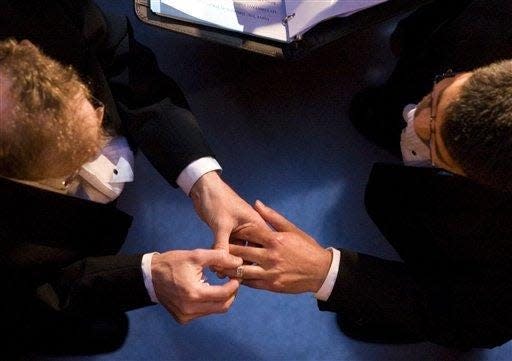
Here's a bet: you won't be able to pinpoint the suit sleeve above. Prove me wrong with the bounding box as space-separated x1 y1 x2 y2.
45 254 155 316
317 248 512 349
116 99 214 187
98 14 215 187
317 249 428 343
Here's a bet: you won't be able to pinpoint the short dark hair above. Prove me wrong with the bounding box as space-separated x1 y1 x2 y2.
442 60 512 192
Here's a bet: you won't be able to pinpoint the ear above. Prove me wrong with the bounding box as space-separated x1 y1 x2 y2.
19 39 36 49
412 109 431 143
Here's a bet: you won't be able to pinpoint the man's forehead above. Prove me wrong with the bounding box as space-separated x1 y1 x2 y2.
438 72 473 109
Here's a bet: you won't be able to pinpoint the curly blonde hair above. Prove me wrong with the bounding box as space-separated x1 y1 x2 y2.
0 38 105 181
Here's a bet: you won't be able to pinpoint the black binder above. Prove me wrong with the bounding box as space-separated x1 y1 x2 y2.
134 0 433 60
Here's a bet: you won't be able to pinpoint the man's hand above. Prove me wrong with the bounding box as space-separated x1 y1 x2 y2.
225 201 332 294
151 249 242 324
190 171 269 251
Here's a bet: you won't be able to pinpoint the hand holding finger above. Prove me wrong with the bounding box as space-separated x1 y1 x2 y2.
213 226 231 252
222 264 267 280
152 250 241 324
170 293 238 324
194 249 243 269
197 278 240 301
231 226 276 248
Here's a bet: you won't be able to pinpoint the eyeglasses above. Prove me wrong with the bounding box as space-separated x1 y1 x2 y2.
429 69 458 167
90 95 104 109
90 95 105 125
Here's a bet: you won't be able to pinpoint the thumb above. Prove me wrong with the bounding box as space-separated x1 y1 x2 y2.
213 227 231 252
198 249 243 269
254 200 297 232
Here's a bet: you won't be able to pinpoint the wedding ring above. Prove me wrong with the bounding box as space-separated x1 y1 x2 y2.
236 265 244 279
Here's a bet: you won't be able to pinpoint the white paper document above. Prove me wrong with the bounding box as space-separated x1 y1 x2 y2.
284 0 388 39
151 0 389 43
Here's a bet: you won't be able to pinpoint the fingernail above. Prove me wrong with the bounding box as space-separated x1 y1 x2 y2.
255 200 264 208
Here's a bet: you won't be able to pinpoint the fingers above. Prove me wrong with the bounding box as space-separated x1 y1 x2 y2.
222 264 267 280
229 244 266 264
170 279 239 324
194 249 243 269
171 293 237 324
210 229 232 273
254 200 297 232
213 227 231 252
197 278 240 301
155 250 243 325
232 226 275 247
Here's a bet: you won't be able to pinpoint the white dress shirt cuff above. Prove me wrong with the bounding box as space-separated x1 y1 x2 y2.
141 252 159 303
176 157 222 196
314 247 341 301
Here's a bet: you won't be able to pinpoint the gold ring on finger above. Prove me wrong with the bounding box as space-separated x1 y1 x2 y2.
236 265 244 278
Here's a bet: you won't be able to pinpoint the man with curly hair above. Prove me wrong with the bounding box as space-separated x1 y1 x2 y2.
0 1 266 355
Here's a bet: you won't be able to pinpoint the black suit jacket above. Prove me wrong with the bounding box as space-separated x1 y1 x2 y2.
0 0 213 334
319 0 512 349
319 164 512 349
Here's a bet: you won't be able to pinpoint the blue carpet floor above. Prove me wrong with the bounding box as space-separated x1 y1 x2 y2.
41 1 512 360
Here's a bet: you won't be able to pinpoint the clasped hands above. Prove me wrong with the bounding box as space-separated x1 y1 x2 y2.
152 172 331 324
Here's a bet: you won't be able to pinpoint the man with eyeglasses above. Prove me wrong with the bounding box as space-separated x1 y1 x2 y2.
0 0 268 355
224 60 512 349
219 0 512 349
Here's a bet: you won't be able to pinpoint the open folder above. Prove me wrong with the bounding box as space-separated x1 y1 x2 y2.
150 0 389 43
